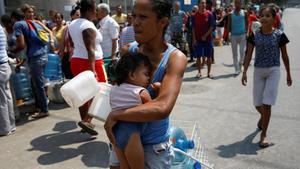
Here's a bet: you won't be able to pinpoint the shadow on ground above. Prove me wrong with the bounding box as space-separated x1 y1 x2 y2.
215 129 274 158
28 121 109 168
212 73 237 80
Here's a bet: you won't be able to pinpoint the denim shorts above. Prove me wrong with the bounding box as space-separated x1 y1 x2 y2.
113 121 145 149
194 41 213 58
109 141 174 169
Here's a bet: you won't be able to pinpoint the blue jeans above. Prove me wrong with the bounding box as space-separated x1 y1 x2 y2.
28 54 48 112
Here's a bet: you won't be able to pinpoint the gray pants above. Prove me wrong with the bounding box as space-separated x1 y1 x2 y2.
0 62 15 135
230 34 246 72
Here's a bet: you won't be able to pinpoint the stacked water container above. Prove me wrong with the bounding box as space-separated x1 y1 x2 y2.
44 53 62 81
11 66 33 101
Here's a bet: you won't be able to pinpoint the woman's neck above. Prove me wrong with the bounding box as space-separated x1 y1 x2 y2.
261 26 273 34
141 39 167 63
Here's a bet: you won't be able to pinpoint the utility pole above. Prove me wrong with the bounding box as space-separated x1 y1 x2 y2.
0 0 5 16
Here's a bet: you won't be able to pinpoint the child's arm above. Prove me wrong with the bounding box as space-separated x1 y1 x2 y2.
242 42 254 86
280 45 292 86
140 89 152 104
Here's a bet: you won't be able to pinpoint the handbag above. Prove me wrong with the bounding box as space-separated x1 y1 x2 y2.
26 20 50 44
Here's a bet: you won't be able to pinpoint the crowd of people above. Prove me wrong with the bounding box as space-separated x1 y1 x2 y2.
0 0 293 168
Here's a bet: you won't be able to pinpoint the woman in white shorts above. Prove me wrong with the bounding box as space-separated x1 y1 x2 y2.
242 5 292 148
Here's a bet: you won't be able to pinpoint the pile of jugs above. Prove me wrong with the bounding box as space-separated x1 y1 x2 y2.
60 70 112 122
169 126 201 169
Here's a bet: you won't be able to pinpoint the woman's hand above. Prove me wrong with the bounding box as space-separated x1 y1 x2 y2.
241 72 247 86
287 74 292 86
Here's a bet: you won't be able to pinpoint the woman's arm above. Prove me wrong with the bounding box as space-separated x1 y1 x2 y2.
111 50 187 122
58 27 67 58
82 28 97 75
280 45 292 86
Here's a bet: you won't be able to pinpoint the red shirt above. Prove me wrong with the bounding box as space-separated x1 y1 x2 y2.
248 14 258 33
192 11 214 42
273 13 281 29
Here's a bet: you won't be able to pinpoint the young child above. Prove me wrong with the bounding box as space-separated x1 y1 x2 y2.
242 5 292 148
110 52 153 169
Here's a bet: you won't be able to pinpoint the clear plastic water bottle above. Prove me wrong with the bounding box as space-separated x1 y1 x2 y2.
169 126 195 164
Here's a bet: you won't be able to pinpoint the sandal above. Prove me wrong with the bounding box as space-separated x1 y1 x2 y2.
259 137 269 148
259 141 269 148
78 121 98 136
31 112 49 119
207 74 214 79
196 73 202 78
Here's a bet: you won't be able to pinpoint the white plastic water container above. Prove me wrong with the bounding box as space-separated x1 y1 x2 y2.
60 71 100 107
88 83 112 122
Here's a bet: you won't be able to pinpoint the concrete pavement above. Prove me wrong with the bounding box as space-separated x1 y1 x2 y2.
1 8 300 169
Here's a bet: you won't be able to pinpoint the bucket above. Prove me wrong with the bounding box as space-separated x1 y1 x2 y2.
88 83 112 122
60 71 99 107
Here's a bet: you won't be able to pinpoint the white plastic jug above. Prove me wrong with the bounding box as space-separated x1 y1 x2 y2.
60 71 99 107
88 83 112 122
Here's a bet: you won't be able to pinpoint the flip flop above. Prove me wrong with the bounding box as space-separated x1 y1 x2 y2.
196 73 202 78
207 74 214 79
78 121 98 136
259 141 269 148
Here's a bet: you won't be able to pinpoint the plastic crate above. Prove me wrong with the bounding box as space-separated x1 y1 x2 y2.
170 120 214 169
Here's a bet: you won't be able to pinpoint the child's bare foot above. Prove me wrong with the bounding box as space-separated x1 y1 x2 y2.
207 74 214 79
259 136 269 148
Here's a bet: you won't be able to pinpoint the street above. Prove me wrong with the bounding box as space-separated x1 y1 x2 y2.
0 8 299 169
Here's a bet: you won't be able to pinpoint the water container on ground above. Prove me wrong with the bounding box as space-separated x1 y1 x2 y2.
44 53 62 81
88 83 112 122
48 80 66 103
11 72 33 100
169 125 195 165
60 70 100 107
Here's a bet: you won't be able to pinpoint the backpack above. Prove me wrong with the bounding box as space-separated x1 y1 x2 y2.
26 20 50 45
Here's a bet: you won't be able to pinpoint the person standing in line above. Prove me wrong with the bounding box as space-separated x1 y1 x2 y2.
186 6 198 63
52 12 66 52
112 5 127 29
242 5 292 148
59 8 81 79
14 4 53 118
227 0 248 75
97 3 119 61
104 0 187 168
68 0 107 135
0 24 16 137
192 0 214 79
170 1 186 53
119 13 135 48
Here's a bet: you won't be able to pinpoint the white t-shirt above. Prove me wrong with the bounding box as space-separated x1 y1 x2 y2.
98 15 119 58
69 18 103 60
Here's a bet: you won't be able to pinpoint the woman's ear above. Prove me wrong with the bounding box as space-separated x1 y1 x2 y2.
159 17 169 29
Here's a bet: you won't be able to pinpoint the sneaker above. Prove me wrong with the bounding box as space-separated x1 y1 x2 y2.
188 59 194 63
31 112 49 119
234 70 240 75
78 121 98 136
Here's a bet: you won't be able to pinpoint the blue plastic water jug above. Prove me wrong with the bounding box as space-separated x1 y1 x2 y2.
184 160 201 169
169 126 195 164
44 53 62 80
11 73 33 100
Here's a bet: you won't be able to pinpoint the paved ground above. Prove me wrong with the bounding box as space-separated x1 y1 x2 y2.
1 8 300 169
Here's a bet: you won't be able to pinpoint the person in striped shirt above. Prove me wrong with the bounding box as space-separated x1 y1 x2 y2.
120 13 135 48
0 24 16 136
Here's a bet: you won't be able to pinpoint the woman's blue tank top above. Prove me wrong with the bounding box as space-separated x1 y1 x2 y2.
129 41 176 145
